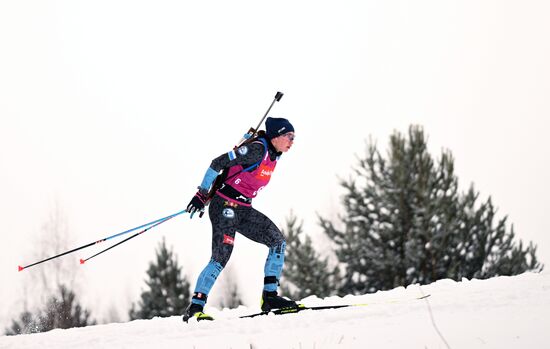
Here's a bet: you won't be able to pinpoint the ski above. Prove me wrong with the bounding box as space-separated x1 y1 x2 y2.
239 304 350 319
239 294 431 319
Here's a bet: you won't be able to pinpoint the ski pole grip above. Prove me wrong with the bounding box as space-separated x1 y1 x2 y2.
275 92 284 102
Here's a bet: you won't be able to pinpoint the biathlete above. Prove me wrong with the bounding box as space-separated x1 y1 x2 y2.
183 117 297 321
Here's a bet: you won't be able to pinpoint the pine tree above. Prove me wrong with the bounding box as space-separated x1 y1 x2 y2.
452 188 541 279
281 212 339 300
5 285 95 335
5 311 38 335
39 285 96 331
129 237 191 320
320 125 542 295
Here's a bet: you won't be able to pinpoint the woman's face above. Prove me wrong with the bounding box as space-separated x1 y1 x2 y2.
271 132 295 153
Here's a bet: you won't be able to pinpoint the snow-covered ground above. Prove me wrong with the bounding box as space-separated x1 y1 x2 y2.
2 271 549 349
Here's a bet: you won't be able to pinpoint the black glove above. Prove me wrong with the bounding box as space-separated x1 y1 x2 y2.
187 189 208 218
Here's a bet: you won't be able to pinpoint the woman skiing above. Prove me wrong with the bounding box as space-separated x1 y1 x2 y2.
183 117 297 321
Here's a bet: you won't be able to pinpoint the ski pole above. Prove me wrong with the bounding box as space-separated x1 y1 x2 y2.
18 210 186 271
79 213 177 264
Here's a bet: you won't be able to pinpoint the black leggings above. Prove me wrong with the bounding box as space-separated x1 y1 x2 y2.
208 194 285 266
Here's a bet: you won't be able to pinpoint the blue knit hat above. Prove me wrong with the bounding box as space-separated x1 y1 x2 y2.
265 117 294 139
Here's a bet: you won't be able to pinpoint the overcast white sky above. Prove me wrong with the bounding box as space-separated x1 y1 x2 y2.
1 0 549 327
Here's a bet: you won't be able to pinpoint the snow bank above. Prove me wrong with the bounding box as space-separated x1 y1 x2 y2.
2 272 549 349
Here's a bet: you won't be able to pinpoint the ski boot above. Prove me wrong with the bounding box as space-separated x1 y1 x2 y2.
182 303 214 322
261 290 301 312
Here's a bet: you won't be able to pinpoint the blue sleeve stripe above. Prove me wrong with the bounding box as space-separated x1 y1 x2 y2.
228 150 237 161
200 167 219 190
